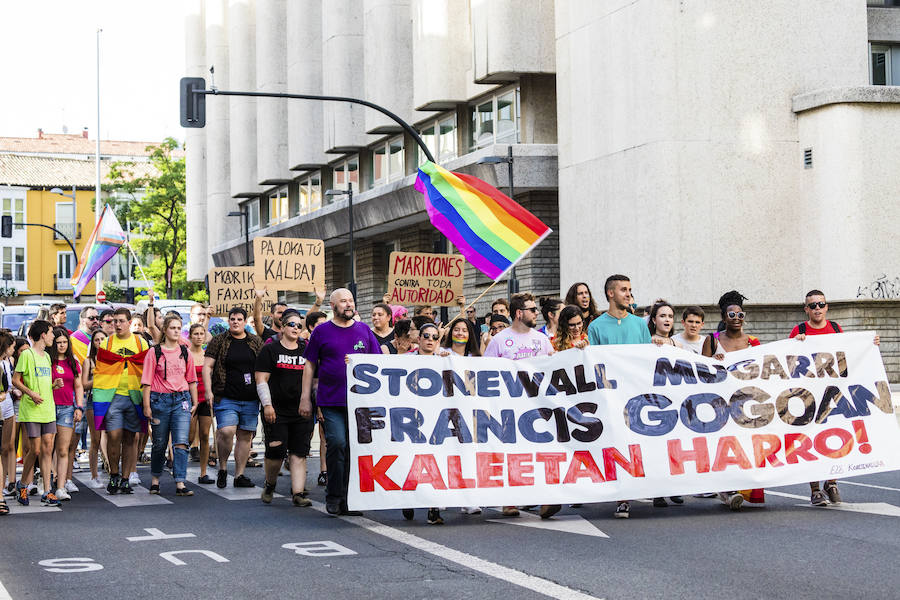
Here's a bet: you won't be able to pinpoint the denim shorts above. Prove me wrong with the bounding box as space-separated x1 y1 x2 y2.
214 397 259 431
84 392 94 413
57 404 86 434
105 394 141 433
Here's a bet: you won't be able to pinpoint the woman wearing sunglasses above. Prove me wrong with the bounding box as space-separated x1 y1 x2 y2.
401 322 446 525
701 290 762 510
702 290 760 361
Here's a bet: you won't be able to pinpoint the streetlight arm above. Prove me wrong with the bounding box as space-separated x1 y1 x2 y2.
16 222 77 258
198 88 435 164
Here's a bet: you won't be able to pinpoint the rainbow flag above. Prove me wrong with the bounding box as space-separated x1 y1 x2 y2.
71 204 126 297
92 346 149 431
414 161 552 280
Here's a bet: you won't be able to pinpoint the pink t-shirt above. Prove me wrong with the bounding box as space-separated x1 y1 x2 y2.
484 327 552 360
52 359 81 406
141 346 197 394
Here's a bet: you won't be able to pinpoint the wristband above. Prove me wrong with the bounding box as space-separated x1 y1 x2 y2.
256 382 272 407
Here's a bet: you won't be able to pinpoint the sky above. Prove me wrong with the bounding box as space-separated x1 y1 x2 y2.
0 1 185 144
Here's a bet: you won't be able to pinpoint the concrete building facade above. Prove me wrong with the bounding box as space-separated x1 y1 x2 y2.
185 1 900 378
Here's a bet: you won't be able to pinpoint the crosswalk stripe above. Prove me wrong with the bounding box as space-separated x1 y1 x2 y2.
5 501 63 515
185 467 282 501
73 473 173 507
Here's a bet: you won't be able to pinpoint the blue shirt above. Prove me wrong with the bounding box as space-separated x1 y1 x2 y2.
587 312 651 345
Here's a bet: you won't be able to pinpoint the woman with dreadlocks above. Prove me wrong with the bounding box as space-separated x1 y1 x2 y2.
701 290 760 361
701 290 764 509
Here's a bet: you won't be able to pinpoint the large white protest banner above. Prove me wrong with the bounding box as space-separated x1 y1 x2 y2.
347 332 899 510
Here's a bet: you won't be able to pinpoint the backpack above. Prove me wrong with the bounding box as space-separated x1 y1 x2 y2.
798 321 840 335
154 344 189 380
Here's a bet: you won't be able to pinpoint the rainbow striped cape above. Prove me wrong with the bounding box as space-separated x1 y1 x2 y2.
70 329 91 366
92 346 149 431
414 161 551 281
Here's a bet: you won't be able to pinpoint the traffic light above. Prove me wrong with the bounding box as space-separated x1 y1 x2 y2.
180 77 206 128
1 215 11 238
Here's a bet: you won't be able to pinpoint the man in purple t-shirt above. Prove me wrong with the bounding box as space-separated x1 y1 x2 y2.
301 288 380 516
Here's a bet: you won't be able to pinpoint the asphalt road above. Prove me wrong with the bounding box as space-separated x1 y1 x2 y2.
3 448 900 600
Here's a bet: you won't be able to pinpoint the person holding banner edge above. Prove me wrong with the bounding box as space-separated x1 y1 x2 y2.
789 289 880 506
301 288 381 516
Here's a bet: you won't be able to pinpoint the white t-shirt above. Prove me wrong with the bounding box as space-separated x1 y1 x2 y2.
673 332 704 354
484 327 552 360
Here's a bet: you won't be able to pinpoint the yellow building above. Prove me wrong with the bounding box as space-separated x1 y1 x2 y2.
0 130 160 301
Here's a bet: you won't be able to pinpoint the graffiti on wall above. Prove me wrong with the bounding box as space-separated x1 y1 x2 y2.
857 274 900 299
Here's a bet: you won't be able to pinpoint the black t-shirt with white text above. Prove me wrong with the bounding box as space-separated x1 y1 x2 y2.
255 340 309 420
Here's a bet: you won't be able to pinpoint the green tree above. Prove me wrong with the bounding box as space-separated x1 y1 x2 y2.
106 137 202 298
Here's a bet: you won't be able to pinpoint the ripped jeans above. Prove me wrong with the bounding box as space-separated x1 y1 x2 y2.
149 391 192 483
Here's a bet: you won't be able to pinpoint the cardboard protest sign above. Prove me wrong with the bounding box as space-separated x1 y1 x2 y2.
253 237 324 292
387 251 465 306
347 333 899 510
208 267 272 315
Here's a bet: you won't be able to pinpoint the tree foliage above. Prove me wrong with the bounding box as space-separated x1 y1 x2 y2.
106 137 202 298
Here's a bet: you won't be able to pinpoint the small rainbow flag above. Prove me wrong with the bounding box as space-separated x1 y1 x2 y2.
414 161 551 281
92 346 149 431
71 204 126 297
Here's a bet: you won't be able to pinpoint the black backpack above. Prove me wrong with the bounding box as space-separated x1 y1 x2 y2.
154 344 189 379
798 321 840 335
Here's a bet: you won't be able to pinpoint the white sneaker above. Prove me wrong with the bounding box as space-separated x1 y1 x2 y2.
87 477 104 489
128 472 140 485
65 480 79 493
26 483 38 495
56 487 72 501
460 506 482 515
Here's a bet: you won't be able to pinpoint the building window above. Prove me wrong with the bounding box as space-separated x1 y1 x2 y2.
418 114 458 165
2 197 25 231
298 172 322 216
469 87 520 151
241 199 260 232
2 247 25 281
268 187 289 226
870 43 899 85
57 252 75 290
330 156 360 201
372 137 406 186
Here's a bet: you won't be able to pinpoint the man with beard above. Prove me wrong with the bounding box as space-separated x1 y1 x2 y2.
300 288 380 516
484 292 559 520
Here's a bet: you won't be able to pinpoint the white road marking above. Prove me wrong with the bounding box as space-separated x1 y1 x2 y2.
5 501 63 515
841 480 900 493
767 490 900 517
310 501 603 600
73 473 172 506
486 510 609 538
159 550 230 566
0 578 12 600
185 467 283 500
126 528 197 542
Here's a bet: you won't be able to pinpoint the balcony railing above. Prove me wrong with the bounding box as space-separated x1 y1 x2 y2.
53 274 73 291
53 222 82 241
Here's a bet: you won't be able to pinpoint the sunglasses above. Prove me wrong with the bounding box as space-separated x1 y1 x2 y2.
284 321 301 328
567 321 583 328
86 316 99 321
420 332 439 341
727 311 745 319
523 306 538 313
807 302 827 309
102 319 113 324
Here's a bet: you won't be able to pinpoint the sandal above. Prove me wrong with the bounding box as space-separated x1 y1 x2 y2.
148 484 160 495
207 457 218 468
175 487 194 497
246 458 262 468
0 499 9 515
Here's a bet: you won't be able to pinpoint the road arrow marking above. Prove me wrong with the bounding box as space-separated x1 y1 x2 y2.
767 490 900 517
486 509 609 538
